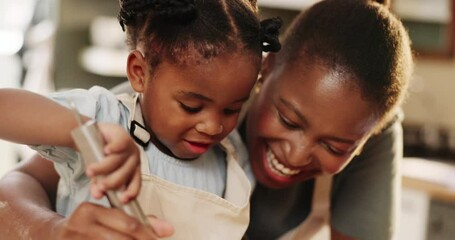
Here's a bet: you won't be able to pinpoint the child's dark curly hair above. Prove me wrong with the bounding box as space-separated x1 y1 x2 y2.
118 0 281 71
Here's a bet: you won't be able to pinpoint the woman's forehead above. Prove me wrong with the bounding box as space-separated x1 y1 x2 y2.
272 63 378 137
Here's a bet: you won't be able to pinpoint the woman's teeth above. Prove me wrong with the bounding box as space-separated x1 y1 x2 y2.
266 149 301 177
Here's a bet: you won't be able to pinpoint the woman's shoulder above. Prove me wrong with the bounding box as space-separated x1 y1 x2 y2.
361 110 403 159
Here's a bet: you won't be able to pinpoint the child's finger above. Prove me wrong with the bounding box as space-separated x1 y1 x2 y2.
86 154 124 177
103 138 128 155
119 167 142 203
100 154 139 191
90 179 106 199
97 123 130 153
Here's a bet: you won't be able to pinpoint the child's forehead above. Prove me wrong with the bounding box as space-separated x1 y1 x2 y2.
138 39 259 65
163 49 259 69
157 51 259 75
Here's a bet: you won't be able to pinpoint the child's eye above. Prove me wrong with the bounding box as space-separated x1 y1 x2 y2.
278 111 300 130
224 108 241 115
180 102 202 113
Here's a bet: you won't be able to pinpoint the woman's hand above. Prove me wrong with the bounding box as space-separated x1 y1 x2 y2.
85 123 142 203
54 202 174 240
0 153 173 239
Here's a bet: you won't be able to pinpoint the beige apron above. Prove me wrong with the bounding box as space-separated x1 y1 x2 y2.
279 174 333 240
117 93 251 240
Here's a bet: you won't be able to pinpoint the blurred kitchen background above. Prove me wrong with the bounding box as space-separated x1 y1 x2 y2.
1 0 455 239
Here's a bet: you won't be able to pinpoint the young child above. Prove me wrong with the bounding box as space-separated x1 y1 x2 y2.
0 0 281 239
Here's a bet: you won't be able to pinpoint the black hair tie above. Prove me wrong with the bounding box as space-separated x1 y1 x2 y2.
153 0 197 22
118 0 197 31
260 17 283 53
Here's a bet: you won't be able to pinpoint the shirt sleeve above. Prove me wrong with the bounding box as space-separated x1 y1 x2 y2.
46 86 124 123
30 86 128 186
330 117 403 240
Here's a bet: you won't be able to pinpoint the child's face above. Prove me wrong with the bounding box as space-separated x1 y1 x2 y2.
138 52 259 159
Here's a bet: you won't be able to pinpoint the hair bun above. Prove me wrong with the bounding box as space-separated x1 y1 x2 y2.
119 0 197 30
152 0 197 22
260 17 282 53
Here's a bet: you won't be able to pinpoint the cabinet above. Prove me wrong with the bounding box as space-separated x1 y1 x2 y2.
399 158 455 240
52 0 125 90
259 0 455 58
392 0 455 58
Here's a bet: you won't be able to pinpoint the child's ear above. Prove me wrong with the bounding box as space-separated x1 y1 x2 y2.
127 50 148 93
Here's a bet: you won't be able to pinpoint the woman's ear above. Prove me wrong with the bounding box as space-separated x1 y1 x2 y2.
260 53 276 80
254 53 277 94
127 50 148 93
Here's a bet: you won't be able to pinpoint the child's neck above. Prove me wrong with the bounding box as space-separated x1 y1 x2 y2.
149 132 199 161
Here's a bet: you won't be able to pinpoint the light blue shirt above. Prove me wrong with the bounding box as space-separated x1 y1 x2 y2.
32 86 252 217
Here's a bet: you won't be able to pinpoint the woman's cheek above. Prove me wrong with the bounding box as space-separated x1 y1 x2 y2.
320 156 351 174
256 111 278 135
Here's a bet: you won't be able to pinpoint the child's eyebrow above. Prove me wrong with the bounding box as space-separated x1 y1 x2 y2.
178 91 212 102
178 91 250 104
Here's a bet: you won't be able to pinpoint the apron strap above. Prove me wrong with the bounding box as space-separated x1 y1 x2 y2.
117 93 151 147
311 174 332 216
219 138 239 163
279 174 333 240
117 93 151 174
219 138 251 206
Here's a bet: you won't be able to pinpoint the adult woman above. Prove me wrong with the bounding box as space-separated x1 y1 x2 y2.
245 0 412 239
0 0 412 239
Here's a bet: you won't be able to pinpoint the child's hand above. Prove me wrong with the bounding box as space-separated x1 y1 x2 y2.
85 123 141 203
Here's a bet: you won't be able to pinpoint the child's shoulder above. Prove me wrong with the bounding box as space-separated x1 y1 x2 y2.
50 85 115 103
49 85 125 123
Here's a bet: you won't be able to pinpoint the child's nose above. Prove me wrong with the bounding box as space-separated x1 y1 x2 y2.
195 119 224 136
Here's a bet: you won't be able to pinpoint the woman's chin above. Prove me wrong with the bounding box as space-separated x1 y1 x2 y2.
255 167 318 189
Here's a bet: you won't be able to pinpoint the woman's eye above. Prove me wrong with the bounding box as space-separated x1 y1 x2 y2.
278 112 300 130
321 142 346 156
224 108 241 115
180 102 202 113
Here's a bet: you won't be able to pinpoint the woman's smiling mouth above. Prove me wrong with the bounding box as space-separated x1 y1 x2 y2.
266 149 301 177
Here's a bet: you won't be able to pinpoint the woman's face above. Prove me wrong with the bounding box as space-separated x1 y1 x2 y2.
246 55 378 188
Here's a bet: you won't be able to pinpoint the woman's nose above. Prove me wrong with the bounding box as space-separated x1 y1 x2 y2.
284 139 314 168
195 118 224 136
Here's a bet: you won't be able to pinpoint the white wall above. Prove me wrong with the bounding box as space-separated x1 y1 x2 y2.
403 58 455 130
